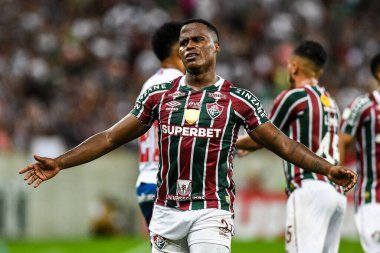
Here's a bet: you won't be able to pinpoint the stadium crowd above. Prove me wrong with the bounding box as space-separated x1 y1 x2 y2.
0 0 379 152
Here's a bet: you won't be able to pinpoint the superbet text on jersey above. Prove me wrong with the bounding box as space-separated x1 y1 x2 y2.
131 76 268 212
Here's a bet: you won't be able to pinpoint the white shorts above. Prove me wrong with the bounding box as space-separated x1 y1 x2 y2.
285 180 347 253
149 205 234 252
355 203 380 253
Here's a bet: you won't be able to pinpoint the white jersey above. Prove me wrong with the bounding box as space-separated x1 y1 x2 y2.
136 68 183 186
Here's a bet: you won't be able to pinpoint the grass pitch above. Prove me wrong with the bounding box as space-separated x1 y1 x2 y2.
3 237 363 253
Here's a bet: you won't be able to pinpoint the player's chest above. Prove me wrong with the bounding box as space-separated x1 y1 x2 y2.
159 91 230 127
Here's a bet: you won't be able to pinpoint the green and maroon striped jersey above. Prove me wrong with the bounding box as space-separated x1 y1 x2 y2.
130 76 268 212
269 84 344 194
340 90 380 207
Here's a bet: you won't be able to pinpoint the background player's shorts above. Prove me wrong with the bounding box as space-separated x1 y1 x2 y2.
355 203 380 253
136 183 157 226
285 180 346 253
149 205 234 252
136 182 156 203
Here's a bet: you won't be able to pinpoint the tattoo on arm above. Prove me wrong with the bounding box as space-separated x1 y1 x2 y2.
311 161 323 174
271 131 280 142
300 154 306 164
289 142 299 157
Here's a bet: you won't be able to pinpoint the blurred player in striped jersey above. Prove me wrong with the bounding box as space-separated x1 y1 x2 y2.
237 41 349 253
20 20 356 253
136 22 185 227
339 52 380 253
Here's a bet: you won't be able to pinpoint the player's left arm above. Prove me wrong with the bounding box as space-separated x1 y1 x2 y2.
249 121 357 192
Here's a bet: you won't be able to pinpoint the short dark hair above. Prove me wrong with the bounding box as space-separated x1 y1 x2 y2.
293 40 327 69
182 18 219 42
370 53 380 81
152 22 182 62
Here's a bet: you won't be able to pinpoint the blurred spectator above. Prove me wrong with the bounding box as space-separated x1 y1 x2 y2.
89 197 127 237
0 0 379 152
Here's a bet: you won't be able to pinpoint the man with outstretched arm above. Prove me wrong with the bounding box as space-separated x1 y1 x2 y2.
20 20 356 253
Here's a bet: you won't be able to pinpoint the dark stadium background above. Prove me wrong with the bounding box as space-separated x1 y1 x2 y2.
1 0 378 252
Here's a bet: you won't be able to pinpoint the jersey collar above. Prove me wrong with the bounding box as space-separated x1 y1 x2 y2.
179 75 224 91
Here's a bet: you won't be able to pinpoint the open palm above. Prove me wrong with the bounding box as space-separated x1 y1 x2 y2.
19 155 61 188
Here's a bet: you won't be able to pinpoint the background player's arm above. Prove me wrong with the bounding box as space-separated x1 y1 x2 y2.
19 114 149 187
250 121 357 191
236 134 262 151
338 132 355 165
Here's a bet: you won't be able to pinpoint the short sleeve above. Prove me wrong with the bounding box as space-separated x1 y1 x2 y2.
230 88 269 132
340 96 370 136
270 89 307 130
130 85 166 126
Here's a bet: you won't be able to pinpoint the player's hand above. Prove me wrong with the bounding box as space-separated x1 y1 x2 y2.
327 166 357 192
19 155 61 188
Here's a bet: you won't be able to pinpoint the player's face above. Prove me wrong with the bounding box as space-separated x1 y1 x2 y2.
179 23 219 72
287 56 297 86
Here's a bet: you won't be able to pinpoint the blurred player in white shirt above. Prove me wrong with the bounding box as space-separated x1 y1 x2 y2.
136 22 185 226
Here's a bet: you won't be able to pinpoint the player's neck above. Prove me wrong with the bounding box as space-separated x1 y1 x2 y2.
185 71 218 91
295 77 319 88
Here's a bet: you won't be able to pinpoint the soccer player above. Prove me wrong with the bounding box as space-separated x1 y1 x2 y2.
20 20 356 253
236 41 348 253
339 52 380 253
136 22 185 227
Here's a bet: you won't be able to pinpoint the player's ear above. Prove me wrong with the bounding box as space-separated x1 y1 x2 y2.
214 41 220 53
289 60 298 75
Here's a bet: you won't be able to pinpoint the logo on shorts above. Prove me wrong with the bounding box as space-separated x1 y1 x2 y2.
219 218 235 237
371 231 380 243
206 102 223 119
152 234 167 250
176 179 192 197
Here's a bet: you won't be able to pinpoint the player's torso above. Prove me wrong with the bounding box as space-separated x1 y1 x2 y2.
352 91 380 205
279 85 342 191
155 77 239 211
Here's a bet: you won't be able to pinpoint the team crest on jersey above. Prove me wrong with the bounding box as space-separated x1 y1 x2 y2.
176 179 192 197
184 109 200 125
152 234 167 250
206 102 224 119
320 94 331 107
371 231 380 243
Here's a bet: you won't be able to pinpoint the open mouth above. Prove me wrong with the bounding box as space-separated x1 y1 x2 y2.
185 53 198 61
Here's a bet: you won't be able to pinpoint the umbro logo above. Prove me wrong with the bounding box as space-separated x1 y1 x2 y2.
167 101 181 107
166 101 181 111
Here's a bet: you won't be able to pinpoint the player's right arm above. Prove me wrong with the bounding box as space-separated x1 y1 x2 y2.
19 115 149 188
19 82 168 188
249 122 357 192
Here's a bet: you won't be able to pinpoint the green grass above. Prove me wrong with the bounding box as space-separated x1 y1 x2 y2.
2 237 363 253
